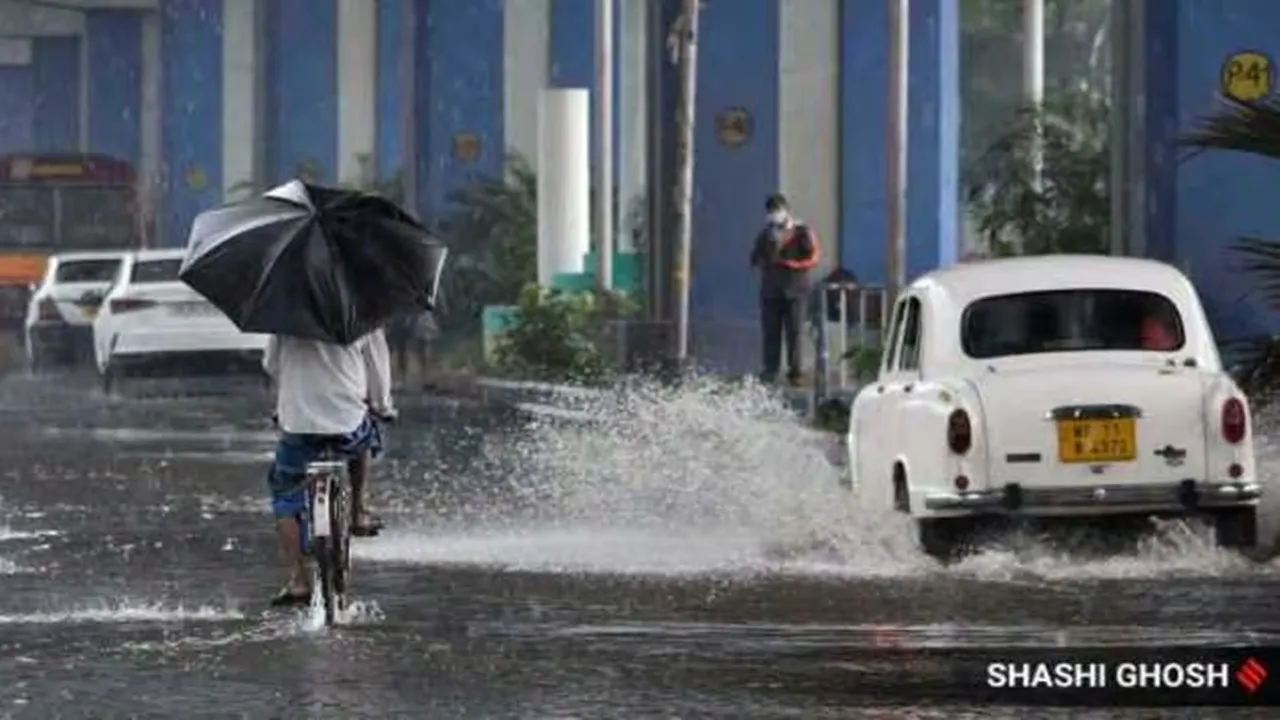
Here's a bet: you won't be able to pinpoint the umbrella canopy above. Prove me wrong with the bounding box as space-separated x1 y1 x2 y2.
179 180 447 344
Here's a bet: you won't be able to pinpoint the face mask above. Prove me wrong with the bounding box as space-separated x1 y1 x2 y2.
767 210 788 226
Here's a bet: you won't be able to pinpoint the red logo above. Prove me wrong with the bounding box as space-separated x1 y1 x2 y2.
1237 657 1268 694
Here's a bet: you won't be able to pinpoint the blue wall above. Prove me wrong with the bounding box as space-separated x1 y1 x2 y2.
0 68 34 154
839 0 889 283
376 0 410 185
31 37 80 153
1168 0 1280 343
160 0 222 245
689 0 779 372
86 10 143 166
265 0 338 184
413 0 504 224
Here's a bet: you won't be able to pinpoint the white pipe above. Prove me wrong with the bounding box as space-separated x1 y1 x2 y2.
537 88 591 285
595 0 614 289
885 0 909 299
221 0 259 199
617 0 646 253
1023 0 1045 194
337 0 377 186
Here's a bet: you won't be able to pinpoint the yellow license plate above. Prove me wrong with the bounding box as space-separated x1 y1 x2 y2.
1057 418 1137 463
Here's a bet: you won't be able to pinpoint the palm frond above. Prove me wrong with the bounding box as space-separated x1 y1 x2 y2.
1180 96 1280 159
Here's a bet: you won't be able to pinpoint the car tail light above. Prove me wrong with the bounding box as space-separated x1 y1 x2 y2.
947 409 972 454
1221 397 1247 444
37 298 62 322
109 297 156 314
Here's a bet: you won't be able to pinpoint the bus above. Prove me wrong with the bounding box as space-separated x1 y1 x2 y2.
0 153 148 329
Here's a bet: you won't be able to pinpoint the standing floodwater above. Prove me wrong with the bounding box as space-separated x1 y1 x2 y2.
0 372 1278 717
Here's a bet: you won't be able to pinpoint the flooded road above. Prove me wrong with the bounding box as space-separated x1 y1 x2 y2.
1 373 1279 718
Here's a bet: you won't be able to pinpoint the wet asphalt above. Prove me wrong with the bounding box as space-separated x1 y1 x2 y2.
1 370 1279 718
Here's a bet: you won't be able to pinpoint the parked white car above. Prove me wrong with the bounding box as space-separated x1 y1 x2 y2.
92 249 268 390
845 255 1260 560
24 251 127 369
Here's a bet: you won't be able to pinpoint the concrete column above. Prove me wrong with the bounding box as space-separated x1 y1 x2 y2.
412 0 504 221
838 0 959 283
503 0 550 169
537 88 591 284
140 10 161 244
30 37 80 153
221 0 262 200
264 0 337 183
779 0 837 276
160 0 223 246
337 0 376 186
616 0 646 252
375 0 414 188
0 39 34 153
85 10 143 166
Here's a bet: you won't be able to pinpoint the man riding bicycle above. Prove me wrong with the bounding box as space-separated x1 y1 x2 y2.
262 327 397 606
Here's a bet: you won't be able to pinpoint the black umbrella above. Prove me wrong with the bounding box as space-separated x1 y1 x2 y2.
179 180 448 344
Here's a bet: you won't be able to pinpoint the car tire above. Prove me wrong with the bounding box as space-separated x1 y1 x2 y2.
917 517 977 562
1212 507 1258 549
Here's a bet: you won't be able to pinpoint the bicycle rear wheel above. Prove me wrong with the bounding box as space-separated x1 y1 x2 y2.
312 474 348 626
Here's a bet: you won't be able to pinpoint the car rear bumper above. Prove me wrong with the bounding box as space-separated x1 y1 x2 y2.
923 479 1262 514
109 348 266 376
28 323 93 352
110 327 268 357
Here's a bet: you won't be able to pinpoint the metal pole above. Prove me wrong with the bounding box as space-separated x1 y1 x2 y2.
670 0 699 365
1023 0 1045 195
596 0 615 291
885 0 909 306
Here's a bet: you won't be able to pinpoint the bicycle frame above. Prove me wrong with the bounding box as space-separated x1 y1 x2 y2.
304 457 350 626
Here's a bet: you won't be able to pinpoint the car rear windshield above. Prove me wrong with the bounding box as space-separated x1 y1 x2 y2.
129 258 182 284
55 259 119 283
961 289 1187 359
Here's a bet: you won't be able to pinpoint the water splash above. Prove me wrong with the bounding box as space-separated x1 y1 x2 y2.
359 376 1280 579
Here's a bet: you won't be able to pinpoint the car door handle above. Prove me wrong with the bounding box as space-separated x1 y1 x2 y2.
876 385 885 393
903 384 914 393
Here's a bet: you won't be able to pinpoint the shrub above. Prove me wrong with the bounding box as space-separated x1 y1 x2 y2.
494 284 637 385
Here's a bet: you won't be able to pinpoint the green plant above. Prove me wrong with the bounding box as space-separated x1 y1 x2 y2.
1181 96 1280 401
494 283 637 385
964 96 1111 256
841 343 883 381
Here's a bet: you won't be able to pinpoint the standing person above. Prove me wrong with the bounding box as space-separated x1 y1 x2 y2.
749 193 820 385
388 310 438 385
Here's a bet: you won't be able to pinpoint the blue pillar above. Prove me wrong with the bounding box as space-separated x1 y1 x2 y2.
265 0 338 184
413 0 503 223
688 0 779 373
160 0 222 244
86 10 143 166
839 0 959 284
838 0 889 283
376 0 411 185
548 0 621 183
1142 0 1178 267
0 66 34 154
31 37 80 152
905 0 960 279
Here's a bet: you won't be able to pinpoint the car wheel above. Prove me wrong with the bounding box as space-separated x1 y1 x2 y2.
1213 507 1258 549
917 517 978 563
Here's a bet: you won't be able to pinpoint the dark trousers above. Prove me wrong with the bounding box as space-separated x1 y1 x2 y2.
760 295 805 381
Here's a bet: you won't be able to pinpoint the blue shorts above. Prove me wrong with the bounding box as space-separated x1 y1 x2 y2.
266 414 383 519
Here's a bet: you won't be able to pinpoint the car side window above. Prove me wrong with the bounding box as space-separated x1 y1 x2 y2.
882 299 907 373
896 297 924 372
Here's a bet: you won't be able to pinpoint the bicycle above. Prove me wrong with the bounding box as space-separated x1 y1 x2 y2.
303 448 353 627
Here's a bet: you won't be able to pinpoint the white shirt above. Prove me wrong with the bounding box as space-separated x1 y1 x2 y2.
262 329 394 435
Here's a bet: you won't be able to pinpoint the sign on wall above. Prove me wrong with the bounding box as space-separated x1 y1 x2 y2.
453 132 481 163
1221 50 1273 102
715 108 751 147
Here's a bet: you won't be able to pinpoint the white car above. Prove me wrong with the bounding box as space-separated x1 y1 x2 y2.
845 255 1259 560
92 248 268 389
24 251 127 369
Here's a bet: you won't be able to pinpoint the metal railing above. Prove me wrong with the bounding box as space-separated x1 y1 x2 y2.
812 281 889 407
